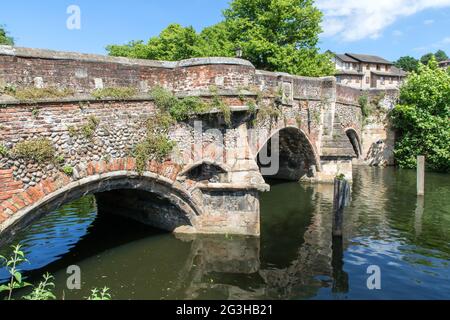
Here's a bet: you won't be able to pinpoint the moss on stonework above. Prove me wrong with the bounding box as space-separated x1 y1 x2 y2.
12 138 55 163
68 116 100 140
13 87 75 101
209 86 231 126
62 165 74 176
150 86 210 122
92 87 137 100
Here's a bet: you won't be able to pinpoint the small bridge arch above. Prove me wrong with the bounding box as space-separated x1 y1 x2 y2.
255 126 321 181
345 128 363 158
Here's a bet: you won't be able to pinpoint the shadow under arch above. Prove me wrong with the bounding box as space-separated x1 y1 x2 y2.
256 126 321 181
1 172 202 245
345 128 362 158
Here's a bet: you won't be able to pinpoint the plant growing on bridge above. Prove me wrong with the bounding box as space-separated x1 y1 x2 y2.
12 138 55 163
391 57 450 172
92 87 137 100
0 144 9 157
209 86 231 126
81 116 100 139
62 165 74 176
13 87 74 101
150 86 210 122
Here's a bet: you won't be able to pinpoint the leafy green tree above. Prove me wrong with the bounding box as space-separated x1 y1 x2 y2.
222 0 334 76
107 0 334 77
391 57 450 172
394 56 419 73
434 49 448 62
0 25 14 45
107 24 200 60
420 53 435 65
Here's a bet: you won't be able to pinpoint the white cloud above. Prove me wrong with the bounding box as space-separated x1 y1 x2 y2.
414 36 450 52
317 0 450 42
423 19 435 25
392 30 403 36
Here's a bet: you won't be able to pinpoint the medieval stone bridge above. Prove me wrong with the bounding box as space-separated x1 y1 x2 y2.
0 46 364 240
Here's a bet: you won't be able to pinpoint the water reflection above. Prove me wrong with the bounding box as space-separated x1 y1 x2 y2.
0 167 449 299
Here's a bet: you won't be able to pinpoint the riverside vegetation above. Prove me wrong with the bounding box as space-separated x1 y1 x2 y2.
0 244 111 300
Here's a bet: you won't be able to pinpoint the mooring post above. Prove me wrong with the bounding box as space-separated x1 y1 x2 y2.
417 155 425 196
332 176 350 237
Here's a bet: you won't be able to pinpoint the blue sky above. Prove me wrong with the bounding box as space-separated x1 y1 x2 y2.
1 0 450 61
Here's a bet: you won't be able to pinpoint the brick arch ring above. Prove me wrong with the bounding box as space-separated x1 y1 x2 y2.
0 165 203 244
253 125 322 172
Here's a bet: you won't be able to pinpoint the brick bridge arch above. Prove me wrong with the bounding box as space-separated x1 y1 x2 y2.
0 158 205 244
254 125 321 181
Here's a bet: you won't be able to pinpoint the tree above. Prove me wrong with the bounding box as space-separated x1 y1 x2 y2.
420 53 435 65
0 25 14 45
391 56 450 172
394 56 419 73
107 0 335 77
223 0 334 76
434 49 448 62
107 24 200 60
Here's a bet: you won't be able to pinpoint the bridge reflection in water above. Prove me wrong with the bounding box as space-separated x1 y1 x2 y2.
1 167 449 300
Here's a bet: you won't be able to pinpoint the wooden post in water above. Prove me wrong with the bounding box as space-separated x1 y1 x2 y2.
332 176 350 237
417 156 425 196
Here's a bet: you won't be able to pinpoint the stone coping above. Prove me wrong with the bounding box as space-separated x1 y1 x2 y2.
0 45 254 69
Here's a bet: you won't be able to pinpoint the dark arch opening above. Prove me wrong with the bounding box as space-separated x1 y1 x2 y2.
180 161 229 183
256 127 319 181
346 129 362 158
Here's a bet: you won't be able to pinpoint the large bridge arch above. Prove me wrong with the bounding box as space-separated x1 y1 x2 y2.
255 126 321 181
0 164 203 245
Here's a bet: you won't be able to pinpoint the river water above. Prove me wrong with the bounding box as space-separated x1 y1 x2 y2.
0 167 449 300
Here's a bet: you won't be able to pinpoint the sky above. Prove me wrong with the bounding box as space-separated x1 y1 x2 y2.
1 0 450 61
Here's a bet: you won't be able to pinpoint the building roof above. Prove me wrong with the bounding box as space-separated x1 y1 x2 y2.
391 66 407 76
335 54 359 63
438 59 450 65
345 53 393 65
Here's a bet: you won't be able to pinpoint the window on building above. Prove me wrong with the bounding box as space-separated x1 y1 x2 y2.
366 64 370 70
381 76 385 85
336 76 341 83
377 65 381 70
389 77 393 84
366 76 370 84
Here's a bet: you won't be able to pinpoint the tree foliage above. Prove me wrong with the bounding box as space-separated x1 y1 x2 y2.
420 50 448 65
106 0 334 77
394 56 419 73
0 25 14 45
391 57 450 172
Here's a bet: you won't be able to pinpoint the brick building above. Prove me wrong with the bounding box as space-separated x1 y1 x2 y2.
332 53 406 90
